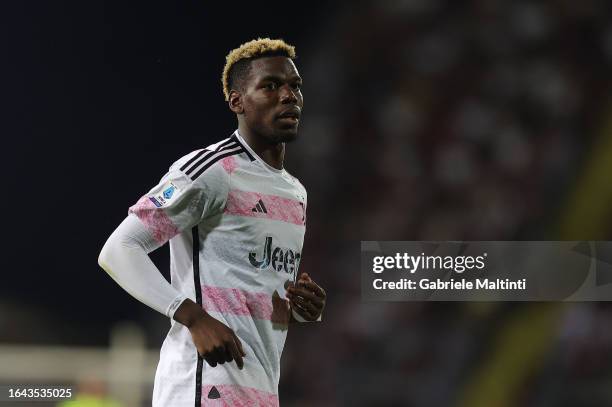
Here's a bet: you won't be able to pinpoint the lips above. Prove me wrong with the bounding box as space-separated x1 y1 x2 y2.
277 108 301 120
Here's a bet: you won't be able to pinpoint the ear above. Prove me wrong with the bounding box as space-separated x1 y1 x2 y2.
228 90 244 114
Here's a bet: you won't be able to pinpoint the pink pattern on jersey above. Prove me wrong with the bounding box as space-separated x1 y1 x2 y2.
128 196 179 244
220 155 238 174
201 286 289 323
224 190 305 226
201 384 279 406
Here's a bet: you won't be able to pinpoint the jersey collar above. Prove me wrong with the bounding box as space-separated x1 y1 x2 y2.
234 130 285 174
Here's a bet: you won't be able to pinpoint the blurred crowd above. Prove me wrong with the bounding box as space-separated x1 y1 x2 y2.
283 0 612 405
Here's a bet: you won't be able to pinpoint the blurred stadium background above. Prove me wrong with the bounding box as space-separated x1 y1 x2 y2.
3 0 612 405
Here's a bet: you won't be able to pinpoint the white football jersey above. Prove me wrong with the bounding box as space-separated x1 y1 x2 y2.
128 130 307 406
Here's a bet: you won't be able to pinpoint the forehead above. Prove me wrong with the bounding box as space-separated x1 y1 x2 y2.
247 56 300 81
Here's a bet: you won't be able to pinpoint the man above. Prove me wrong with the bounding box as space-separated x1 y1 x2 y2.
98 38 326 406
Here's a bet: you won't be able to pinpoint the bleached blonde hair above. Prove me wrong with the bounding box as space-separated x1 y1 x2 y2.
222 38 296 101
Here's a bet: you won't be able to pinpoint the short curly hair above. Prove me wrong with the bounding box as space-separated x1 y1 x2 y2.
222 38 296 101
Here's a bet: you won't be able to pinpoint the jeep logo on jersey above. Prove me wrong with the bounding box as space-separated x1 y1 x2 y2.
249 236 301 275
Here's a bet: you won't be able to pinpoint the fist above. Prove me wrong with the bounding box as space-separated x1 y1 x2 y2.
286 273 326 321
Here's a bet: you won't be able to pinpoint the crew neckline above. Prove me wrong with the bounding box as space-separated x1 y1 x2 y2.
235 130 285 174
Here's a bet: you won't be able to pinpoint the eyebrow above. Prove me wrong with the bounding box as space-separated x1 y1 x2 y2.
258 74 302 83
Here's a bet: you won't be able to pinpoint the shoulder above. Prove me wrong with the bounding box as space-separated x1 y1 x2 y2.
170 134 254 183
283 169 307 196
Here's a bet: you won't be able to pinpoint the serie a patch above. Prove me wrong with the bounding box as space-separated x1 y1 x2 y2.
148 182 180 208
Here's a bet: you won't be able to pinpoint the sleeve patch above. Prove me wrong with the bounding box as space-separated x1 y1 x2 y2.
150 181 181 208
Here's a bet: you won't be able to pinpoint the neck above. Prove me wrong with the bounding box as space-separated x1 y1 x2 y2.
237 123 285 170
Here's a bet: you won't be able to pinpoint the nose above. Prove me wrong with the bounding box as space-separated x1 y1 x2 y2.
279 84 298 104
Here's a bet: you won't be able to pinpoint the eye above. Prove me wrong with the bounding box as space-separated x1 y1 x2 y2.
292 82 302 90
264 82 277 90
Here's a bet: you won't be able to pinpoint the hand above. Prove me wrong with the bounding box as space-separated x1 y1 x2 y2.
286 273 326 321
174 299 246 369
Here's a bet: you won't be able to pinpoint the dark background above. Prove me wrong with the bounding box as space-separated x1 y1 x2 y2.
3 0 330 339
3 1 612 406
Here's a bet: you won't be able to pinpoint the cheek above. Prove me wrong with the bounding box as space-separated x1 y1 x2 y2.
252 100 277 119
247 95 275 113
243 95 279 126
245 104 275 127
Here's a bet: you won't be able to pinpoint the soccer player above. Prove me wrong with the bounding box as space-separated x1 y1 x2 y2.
98 38 326 406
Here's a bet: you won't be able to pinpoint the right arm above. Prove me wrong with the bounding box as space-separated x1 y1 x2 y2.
98 163 244 368
98 214 186 318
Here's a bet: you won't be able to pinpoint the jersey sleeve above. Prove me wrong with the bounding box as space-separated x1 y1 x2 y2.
98 215 188 318
128 159 229 246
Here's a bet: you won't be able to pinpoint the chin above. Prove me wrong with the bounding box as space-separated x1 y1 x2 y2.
268 128 299 144
279 131 298 143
